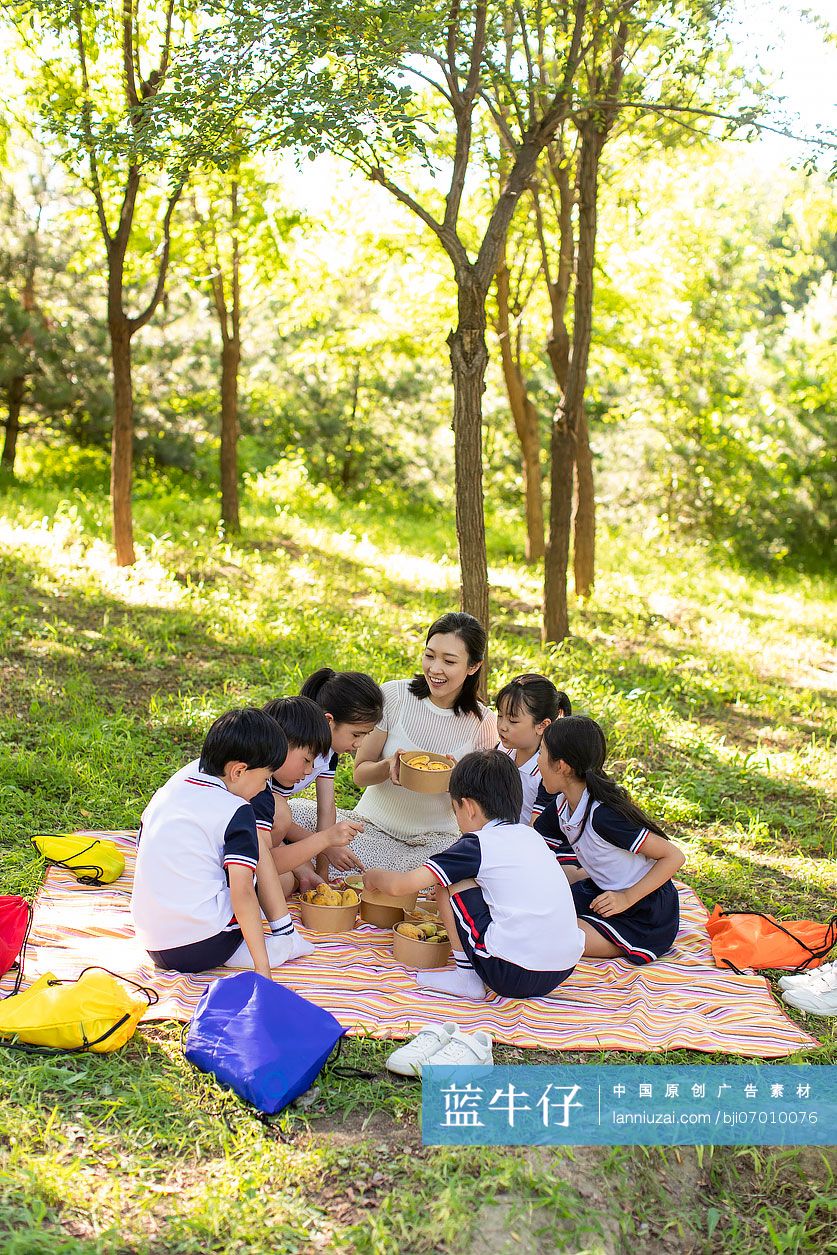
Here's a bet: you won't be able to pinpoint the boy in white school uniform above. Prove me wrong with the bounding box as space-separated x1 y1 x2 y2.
131 708 314 976
364 750 585 1000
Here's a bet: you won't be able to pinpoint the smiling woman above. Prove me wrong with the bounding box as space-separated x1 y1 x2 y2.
292 613 499 874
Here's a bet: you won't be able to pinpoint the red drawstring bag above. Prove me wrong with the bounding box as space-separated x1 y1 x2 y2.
0 896 32 996
707 906 837 974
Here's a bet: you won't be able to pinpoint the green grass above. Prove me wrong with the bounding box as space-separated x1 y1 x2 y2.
0 442 835 1252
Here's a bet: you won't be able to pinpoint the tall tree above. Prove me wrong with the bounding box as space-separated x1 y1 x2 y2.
181 159 296 532
493 238 545 561
6 0 194 562
9 0 412 562
324 0 590 628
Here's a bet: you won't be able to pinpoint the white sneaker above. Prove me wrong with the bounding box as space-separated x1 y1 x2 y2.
423 1027 493 1069
778 959 837 992
386 1023 458 1077
782 983 837 1017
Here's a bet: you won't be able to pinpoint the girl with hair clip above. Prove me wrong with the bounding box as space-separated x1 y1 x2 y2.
495 673 571 824
538 716 685 965
278 669 384 875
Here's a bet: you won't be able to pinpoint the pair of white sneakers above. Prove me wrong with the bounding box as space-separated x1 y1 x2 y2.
386 1022 494 1077
778 959 837 1016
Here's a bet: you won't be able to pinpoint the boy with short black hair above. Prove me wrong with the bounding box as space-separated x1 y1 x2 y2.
132 707 314 977
364 749 585 1000
253 696 363 889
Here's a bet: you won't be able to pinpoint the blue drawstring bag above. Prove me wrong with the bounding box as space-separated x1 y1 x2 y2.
185 972 346 1114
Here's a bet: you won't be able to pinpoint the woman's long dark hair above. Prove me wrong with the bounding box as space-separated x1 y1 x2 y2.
408 611 487 718
300 667 383 725
542 716 668 838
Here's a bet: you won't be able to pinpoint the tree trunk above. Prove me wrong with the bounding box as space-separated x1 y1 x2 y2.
109 301 135 567
496 260 545 562
544 418 575 642
447 269 490 635
220 335 241 533
573 405 595 596
1 376 25 475
543 125 602 642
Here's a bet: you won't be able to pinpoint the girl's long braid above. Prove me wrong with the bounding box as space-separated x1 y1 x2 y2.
544 717 668 839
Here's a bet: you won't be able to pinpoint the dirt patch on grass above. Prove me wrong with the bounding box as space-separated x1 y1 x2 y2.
305 1107 416 1148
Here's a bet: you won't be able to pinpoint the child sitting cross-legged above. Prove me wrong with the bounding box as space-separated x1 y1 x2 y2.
131 708 314 977
364 749 585 1001
537 716 685 965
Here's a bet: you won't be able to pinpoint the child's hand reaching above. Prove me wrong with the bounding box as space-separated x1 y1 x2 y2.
321 821 364 873
327 847 365 873
589 889 631 917
363 868 387 894
327 820 364 847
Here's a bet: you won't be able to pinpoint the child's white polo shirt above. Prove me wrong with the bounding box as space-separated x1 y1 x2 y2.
554 789 654 891
497 744 548 822
270 750 338 799
424 819 585 972
131 760 259 950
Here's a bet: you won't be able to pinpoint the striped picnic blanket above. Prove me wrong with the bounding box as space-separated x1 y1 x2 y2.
2 832 817 1057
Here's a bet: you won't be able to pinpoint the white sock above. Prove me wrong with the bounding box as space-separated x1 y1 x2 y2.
269 914 294 937
225 930 314 970
285 929 315 959
417 955 486 1000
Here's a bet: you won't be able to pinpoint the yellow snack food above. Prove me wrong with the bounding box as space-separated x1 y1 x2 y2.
396 923 424 940
313 885 343 906
404 754 450 772
341 888 360 906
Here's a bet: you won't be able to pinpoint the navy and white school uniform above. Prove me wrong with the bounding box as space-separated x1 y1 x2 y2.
250 742 338 833
424 819 585 999
550 790 680 965
271 750 338 801
498 745 549 824
535 794 582 866
131 761 260 972
250 749 338 839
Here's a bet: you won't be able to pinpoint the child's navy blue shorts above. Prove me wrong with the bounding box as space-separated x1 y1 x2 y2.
148 927 243 973
571 878 679 965
450 886 575 999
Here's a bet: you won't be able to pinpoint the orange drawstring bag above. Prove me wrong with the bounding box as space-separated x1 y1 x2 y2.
707 907 837 974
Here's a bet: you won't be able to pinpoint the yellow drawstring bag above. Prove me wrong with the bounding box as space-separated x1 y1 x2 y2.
0 967 156 1052
31 834 125 885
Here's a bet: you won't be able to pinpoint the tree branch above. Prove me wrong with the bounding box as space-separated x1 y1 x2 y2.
128 183 183 333
513 0 537 128
72 2 111 244
397 61 454 106
586 99 837 148
122 0 140 108
444 0 488 232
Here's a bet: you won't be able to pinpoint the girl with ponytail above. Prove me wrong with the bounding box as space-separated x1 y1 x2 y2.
286 669 383 874
538 716 685 965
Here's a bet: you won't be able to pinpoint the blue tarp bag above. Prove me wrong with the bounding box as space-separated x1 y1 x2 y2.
185 972 346 1114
